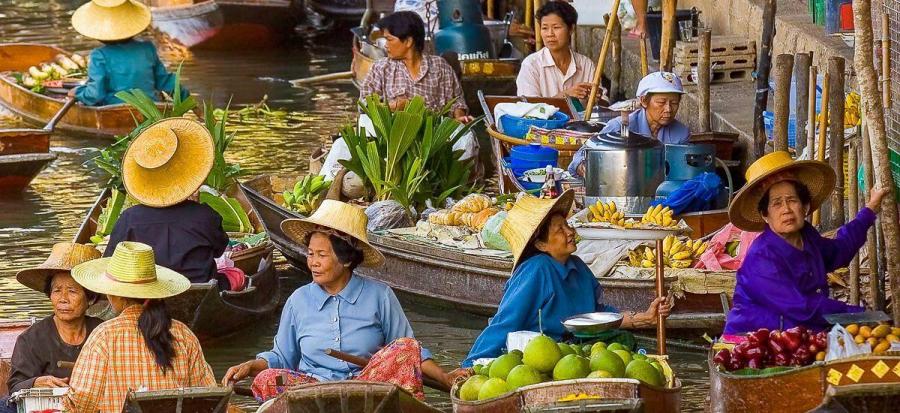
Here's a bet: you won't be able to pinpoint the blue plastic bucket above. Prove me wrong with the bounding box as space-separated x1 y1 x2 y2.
509 144 558 176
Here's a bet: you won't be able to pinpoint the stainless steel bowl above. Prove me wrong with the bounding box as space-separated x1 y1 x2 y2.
562 312 624 335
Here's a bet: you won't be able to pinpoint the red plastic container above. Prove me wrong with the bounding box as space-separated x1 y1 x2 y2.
840 2 854 31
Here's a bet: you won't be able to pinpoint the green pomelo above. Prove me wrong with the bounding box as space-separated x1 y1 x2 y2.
632 353 648 361
589 342 608 356
582 344 593 354
472 365 484 375
477 378 510 400
506 364 542 390
569 343 584 356
589 349 626 377
509 349 523 359
625 359 664 387
552 354 590 381
558 343 575 356
489 353 522 380
523 335 562 373
459 375 489 401
650 361 663 375
587 369 614 378
613 349 633 365
606 342 627 352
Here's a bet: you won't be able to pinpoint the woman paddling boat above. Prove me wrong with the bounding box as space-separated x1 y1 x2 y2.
67 0 189 106
222 200 463 401
1 243 104 413
461 190 671 367
723 151 890 336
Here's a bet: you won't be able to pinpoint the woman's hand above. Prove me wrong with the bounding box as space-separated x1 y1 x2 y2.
34 375 69 388
66 87 78 98
388 97 410 112
453 108 473 124
564 83 593 100
866 187 891 213
221 359 267 386
626 296 673 328
446 367 473 387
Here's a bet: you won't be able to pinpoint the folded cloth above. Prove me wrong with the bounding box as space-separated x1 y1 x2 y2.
494 102 559 133
215 256 247 292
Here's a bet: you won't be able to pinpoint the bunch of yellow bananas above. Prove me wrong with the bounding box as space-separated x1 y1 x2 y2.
588 200 636 228
816 92 861 128
627 235 708 268
641 204 676 228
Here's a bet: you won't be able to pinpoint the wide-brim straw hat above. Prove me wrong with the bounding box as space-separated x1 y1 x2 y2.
71 241 190 299
17 243 102 294
502 190 575 269
729 151 835 232
123 118 215 208
281 200 385 268
72 0 151 42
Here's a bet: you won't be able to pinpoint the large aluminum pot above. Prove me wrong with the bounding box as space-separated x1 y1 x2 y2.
583 131 664 213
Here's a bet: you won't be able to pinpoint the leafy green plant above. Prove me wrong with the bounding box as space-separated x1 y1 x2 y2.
198 191 253 233
202 99 242 192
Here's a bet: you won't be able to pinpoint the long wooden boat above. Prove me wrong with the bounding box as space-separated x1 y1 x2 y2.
259 381 441 413
240 174 730 336
0 153 56 193
74 187 279 342
0 43 164 139
122 387 234 412
708 350 900 412
196 0 302 49
451 378 681 413
147 0 224 48
0 319 34 396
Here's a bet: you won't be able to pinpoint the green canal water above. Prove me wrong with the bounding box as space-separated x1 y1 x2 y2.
0 1 710 410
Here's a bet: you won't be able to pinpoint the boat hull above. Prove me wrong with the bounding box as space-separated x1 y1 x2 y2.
0 152 56 194
196 0 301 49
150 0 225 48
0 319 34 397
260 381 441 413
308 0 367 20
122 387 233 412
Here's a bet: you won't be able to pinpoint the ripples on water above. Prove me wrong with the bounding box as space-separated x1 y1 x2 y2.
0 1 709 411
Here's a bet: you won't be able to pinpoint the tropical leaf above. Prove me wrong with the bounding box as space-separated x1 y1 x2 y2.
199 192 252 233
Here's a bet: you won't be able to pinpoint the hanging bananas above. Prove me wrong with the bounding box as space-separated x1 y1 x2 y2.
627 235 709 269
588 200 636 228
640 204 677 228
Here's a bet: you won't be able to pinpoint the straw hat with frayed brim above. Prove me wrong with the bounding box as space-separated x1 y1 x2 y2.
123 118 215 208
502 190 575 270
72 0 151 42
728 151 835 232
71 241 190 299
281 200 385 268
17 243 102 294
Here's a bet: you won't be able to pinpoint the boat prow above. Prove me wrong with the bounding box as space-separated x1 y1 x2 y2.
149 0 225 49
258 380 442 413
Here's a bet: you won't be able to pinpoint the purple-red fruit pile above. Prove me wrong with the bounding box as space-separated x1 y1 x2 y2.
714 327 828 371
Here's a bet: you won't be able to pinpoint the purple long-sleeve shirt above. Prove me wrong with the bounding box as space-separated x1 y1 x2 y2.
724 208 876 334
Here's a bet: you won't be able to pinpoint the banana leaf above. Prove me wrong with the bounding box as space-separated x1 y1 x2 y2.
199 192 253 233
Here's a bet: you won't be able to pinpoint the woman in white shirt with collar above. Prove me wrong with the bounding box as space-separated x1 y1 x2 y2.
516 1 596 102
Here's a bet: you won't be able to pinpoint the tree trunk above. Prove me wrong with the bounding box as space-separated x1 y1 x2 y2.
849 138 860 305
853 0 900 324
828 57 846 229
862 106 884 309
773 54 794 153
699 29 712 132
808 65 819 159
795 53 812 156
753 0 778 160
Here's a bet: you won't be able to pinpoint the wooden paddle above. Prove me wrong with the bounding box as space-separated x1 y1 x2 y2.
584 0 622 119
325 348 451 393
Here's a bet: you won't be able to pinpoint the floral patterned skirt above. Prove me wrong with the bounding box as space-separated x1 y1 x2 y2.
251 337 425 402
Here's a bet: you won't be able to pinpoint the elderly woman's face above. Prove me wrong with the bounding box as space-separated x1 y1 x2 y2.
49 272 90 323
535 214 577 258
540 13 572 53
383 29 415 60
763 181 810 235
307 232 350 287
641 93 681 126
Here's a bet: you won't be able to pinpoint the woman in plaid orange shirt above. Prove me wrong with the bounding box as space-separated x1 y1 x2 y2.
63 242 216 413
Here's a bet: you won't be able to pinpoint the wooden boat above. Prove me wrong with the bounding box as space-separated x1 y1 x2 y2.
308 0 368 20
74 187 279 342
122 387 234 413
0 98 75 194
0 319 34 396
0 43 164 139
197 0 302 49
240 174 730 337
258 381 441 413
147 0 225 49
708 351 900 412
451 378 681 413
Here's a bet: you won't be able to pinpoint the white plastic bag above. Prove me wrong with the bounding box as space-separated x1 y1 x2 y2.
824 324 871 361
480 211 510 251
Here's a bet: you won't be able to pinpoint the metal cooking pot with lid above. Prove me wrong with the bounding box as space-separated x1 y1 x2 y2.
583 130 664 213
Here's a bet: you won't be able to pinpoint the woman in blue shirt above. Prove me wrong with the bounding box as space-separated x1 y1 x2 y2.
68 0 187 106
221 200 458 401
462 191 671 367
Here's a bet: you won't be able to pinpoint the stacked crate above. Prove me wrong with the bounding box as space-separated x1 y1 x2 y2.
672 36 757 85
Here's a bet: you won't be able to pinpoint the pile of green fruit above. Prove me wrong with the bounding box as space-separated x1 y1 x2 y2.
457 335 668 402
282 174 330 215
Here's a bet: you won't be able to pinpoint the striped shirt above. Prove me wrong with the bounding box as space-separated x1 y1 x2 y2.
63 305 215 413
359 55 467 114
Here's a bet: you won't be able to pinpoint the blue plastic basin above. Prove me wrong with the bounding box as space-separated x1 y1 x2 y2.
499 111 570 138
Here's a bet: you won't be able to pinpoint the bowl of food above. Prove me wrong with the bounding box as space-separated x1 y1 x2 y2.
519 167 565 183
562 312 623 335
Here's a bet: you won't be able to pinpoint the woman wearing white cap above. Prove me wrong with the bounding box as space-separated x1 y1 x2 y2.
568 71 691 176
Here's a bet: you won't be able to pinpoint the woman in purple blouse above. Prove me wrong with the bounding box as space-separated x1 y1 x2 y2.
724 151 890 335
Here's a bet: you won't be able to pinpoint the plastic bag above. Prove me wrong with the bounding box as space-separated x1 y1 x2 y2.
651 172 722 215
480 211 511 251
695 223 761 271
824 324 871 361
365 200 414 232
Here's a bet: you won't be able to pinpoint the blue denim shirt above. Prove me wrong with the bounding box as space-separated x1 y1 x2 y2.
257 275 432 381
75 39 187 106
568 108 691 175
462 253 616 367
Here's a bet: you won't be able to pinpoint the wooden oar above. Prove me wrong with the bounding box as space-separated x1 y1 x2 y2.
812 72 830 227
534 0 543 50
658 0 678 72
639 36 649 77
45 97 76 132
290 71 353 87
325 348 451 393
584 0 622 119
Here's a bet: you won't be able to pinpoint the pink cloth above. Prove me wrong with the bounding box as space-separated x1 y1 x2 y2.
216 255 247 292
694 223 760 271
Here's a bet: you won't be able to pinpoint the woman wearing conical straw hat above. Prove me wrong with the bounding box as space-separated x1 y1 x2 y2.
723 151 889 337
63 242 216 412
461 190 671 367
222 200 462 401
67 0 190 106
0 244 103 413
104 117 232 289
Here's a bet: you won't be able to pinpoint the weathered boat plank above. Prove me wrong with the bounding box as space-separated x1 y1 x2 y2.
259 381 442 413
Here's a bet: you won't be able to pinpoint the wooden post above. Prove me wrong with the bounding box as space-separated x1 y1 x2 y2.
794 53 812 156
812 72 830 228
808 65 818 159
640 37 649 77
883 13 891 109
534 0 543 50
659 0 678 71
585 0 622 117
655 238 667 355
828 57 846 229
849 137 860 305
861 105 883 309
607 13 623 100
773 54 795 153
698 29 712 132
853 0 900 324
753 0 778 160
525 0 533 29
487 0 494 20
